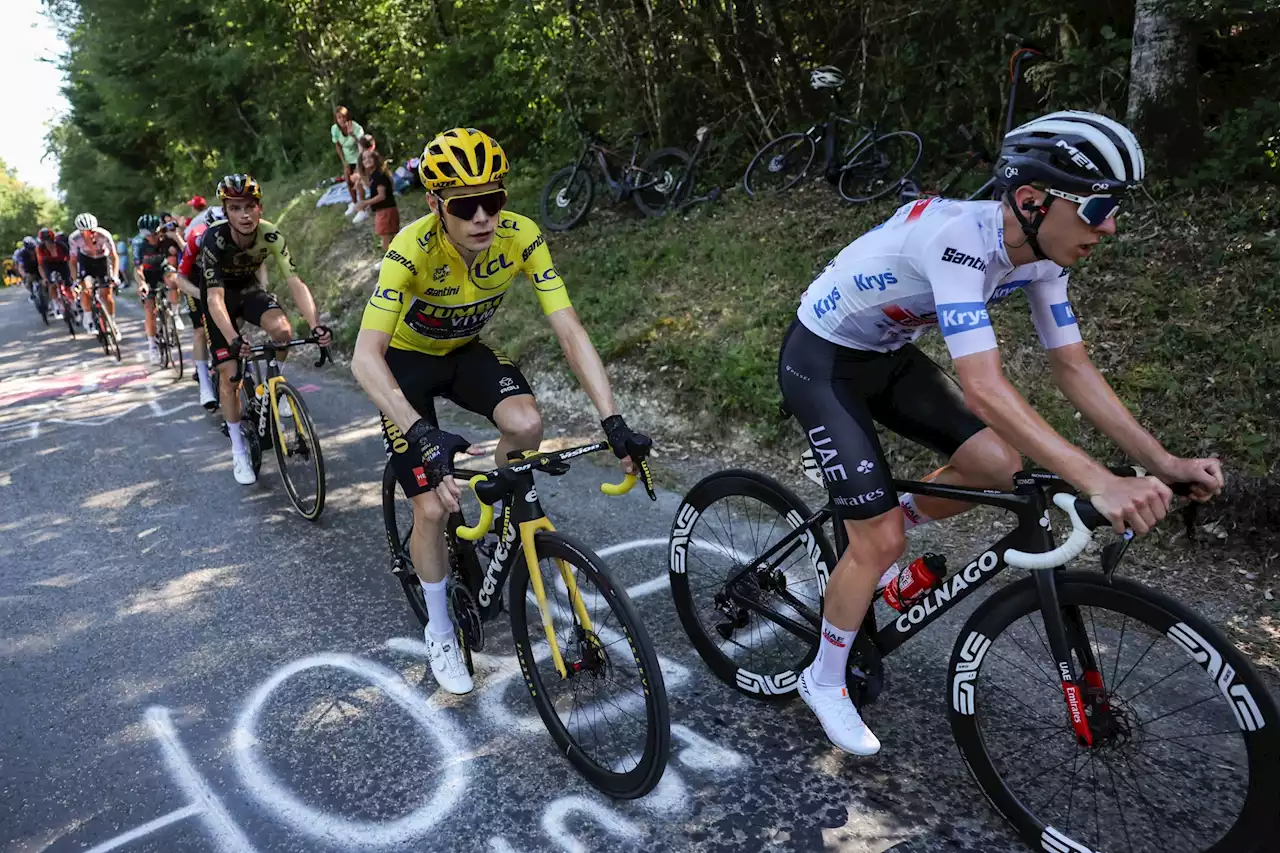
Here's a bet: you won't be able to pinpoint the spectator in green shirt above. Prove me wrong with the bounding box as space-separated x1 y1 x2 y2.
331 105 365 215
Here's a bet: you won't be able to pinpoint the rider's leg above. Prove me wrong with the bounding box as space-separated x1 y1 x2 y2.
492 395 542 469
143 288 159 356
896 430 1022 525
102 282 116 317
79 276 94 317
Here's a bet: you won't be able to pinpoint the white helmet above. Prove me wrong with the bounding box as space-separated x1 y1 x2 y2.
810 66 846 90
74 212 98 231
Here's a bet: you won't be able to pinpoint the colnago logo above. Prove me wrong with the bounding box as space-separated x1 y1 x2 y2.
479 509 517 607
812 286 841 320
424 285 460 297
937 302 991 337
833 489 885 507
1055 139 1098 173
941 247 988 272
472 254 513 280
851 270 898 292
895 551 999 632
521 233 545 263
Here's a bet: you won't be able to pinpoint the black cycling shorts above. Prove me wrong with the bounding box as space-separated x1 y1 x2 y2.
185 293 205 326
777 320 988 520
202 289 283 365
381 341 533 498
77 255 112 285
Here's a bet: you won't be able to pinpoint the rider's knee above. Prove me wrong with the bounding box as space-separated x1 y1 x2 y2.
842 511 906 570
412 494 449 527
499 402 542 445
953 430 1023 490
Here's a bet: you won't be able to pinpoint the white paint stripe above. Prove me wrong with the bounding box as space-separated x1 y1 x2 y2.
79 804 202 853
146 707 258 853
632 766 689 817
541 796 642 853
487 837 523 853
0 422 39 449
595 538 668 559
671 723 747 771
231 653 469 848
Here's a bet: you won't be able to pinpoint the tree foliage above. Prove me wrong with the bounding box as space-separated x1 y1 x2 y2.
46 0 1279 224
0 159 63 250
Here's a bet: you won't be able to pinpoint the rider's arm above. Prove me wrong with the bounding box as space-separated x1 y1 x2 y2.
168 271 201 299
285 275 321 330
546 307 619 420
351 328 421 432
68 247 79 279
1047 343 1176 476
204 286 239 343
265 228 319 330
106 236 120 278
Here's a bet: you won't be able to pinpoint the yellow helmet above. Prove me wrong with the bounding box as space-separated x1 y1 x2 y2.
418 127 509 190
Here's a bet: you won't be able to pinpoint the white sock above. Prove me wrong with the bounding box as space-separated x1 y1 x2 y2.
900 494 931 532
196 360 212 388
227 420 246 455
148 335 157 351
876 563 901 591
421 578 455 639
811 618 855 687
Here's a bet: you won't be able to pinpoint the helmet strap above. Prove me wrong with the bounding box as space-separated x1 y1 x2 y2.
1006 190 1054 261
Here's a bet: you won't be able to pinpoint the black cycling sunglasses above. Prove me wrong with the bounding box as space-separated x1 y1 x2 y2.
438 189 507 221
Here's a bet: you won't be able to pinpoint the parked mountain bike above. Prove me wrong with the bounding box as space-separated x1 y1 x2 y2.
87 280 121 362
153 288 184 378
382 443 670 799
635 125 722 217
668 456 1280 853
215 336 330 519
539 121 692 231
743 66 922 204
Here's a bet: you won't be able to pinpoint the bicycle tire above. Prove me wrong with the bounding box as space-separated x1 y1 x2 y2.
743 132 817 198
36 287 49 325
838 130 924 203
539 165 594 232
950 571 1280 853
669 469 839 701
167 311 183 378
382 461 430 625
93 303 110 357
106 310 121 362
633 147 693 217
510 530 670 799
271 381 325 520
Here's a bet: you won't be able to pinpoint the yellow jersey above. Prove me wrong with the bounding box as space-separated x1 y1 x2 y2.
360 211 570 355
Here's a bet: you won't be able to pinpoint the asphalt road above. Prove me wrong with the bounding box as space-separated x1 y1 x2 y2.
0 282 1072 853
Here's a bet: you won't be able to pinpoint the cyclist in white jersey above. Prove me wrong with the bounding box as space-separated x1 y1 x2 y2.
778 111 1225 756
68 213 120 334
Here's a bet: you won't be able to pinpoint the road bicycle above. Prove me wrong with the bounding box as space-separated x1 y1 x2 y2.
539 122 692 231
28 276 50 326
382 443 670 799
153 286 184 379
86 278 122 362
668 456 1280 853
635 125 722 217
49 272 79 338
216 336 330 520
743 66 922 204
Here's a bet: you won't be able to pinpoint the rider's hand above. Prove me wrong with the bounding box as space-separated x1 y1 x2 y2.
138 282 150 298
601 414 652 476
226 336 245 360
405 419 472 502
1153 456 1225 502
1088 474 1174 536
311 324 333 347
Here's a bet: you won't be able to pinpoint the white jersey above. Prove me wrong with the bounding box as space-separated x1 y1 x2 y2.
184 207 219 238
797 198 1082 359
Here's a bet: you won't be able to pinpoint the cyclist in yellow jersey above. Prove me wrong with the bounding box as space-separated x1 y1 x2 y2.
352 128 652 694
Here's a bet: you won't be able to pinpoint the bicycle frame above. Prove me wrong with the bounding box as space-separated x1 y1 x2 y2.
566 134 646 201
232 338 327 453
666 127 722 214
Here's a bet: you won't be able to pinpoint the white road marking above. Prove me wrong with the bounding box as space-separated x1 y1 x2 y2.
541 795 643 853
79 804 202 853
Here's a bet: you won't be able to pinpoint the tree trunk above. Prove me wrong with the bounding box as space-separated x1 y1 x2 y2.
1127 0 1202 177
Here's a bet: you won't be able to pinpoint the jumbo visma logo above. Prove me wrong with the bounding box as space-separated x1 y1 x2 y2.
405 295 506 339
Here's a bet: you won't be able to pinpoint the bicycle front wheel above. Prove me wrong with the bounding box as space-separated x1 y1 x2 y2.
539 165 594 232
106 311 121 362
167 311 184 378
633 146 692 217
950 571 1280 853
838 130 923 203
510 530 670 799
743 132 816 198
271 381 325 520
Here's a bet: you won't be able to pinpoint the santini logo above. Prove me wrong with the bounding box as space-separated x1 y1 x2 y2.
941 247 987 272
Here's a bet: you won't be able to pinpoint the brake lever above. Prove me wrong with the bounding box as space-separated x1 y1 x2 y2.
314 345 331 368
1100 530 1134 583
638 458 657 501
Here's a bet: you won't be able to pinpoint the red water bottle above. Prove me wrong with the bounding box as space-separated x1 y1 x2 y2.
882 553 948 612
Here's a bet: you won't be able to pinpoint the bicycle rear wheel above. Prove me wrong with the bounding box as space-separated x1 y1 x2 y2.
838 130 923 203
950 571 1280 853
270 381 325 520
744 132 817 198
510 530 670 799
669 469 840 700
539 165 594 232
93 303 111 357
633 147 692 217
167 311 184 378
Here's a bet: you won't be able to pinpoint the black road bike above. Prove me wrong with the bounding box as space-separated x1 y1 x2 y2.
87 280 122 362
153 288 184 379
50 272 78 337
539 123 693 231
216 336 330 520
744 70 922 203
29 277 50 325
382 443 670 799
669 457 1280 853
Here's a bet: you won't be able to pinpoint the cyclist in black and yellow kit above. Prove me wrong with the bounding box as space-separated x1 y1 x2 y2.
351 127 651 693
201 174 333 486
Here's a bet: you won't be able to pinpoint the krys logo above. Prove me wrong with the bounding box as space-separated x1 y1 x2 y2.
937 302 991 337
812 286 841 320
894 550 998 632
851 270 898 292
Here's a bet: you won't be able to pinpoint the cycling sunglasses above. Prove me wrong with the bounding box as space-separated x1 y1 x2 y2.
1047 189 1123 227
438 189 507 221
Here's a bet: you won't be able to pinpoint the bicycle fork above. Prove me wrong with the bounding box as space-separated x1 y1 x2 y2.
1033 570 1099 745
517 516 598 679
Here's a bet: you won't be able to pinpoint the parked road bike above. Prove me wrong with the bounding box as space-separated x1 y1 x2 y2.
743 66 922 203
214 335 330 520
635 125 722 218
382 443 671 799
88 280 121 362
153 287 184 379
668 453 1280 853
539 121 693 231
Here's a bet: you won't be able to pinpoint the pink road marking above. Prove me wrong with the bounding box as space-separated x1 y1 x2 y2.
295 384 321 393
0 365 151 408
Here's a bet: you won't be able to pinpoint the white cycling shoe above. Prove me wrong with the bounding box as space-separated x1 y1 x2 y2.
798 666 881 756
425 628 473 695
231 450 257 485
199 384 218 411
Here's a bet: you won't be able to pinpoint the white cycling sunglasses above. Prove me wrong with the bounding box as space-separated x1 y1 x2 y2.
1046 189 1123 226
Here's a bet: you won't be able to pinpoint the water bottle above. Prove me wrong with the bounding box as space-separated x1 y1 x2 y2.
882 553 948 612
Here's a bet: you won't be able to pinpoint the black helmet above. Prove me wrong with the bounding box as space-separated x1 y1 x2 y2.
37 227 55 242
137 214 161 234
994 110 1145 196
216 173 263 200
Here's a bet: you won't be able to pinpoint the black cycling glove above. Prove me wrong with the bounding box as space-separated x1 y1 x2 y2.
226 335 245 360
601 414 652 461
406 419 471 490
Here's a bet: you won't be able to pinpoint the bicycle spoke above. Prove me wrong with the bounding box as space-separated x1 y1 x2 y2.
1101 757 1137 853
988 724 1073 766
1115 657 1197 706
1111 631 1164 696
1133 691 1221 730
986 646 1065 695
